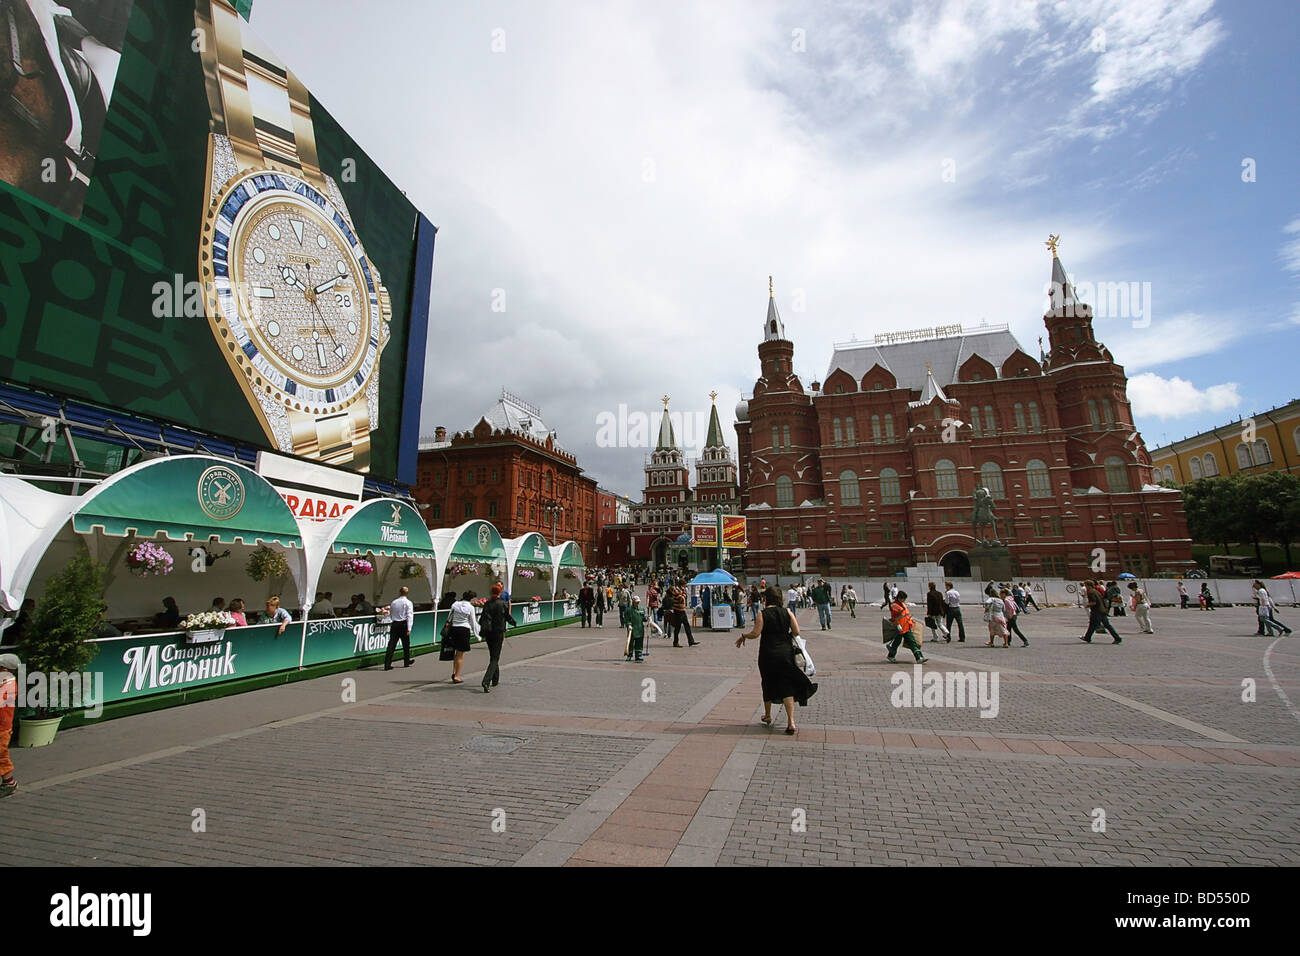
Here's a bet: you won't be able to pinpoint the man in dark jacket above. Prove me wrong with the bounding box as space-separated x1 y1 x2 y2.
577 581 596 627
480 583 519 692
1079 579 1122 644
811 578 832 630
925 582 949 642
669 584 699 647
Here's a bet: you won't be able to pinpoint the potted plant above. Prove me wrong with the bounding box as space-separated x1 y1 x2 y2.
17 553 104 747
180 610 235 644
246 546 289 582
124 540 173 577
334 557 374 578
398 561 425 580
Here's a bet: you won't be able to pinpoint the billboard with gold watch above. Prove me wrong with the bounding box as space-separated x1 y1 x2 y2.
0 0 434 482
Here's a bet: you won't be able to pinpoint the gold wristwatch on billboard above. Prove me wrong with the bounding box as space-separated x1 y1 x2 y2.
195 0 391 472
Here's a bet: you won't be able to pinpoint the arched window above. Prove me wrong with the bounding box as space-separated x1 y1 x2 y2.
832 418 843 446
1294 425 1300 455
1013 403 1026 433
771 426 779 450
775 476 794 508
1234 444 1252 470
935 459 959 498
1088 399 1100 425
1202 453 1218 477
1105 456 1130 493
782 425 791 449
1028 402 1042 432
1189 457 1203 479
1254 440 1273 465
839 470 860 506
980 462 1006 498
1026 459 1051 498
871 415 882 443
1101 398 1113 424
1163 465 1175 483
970 407 982 436
884 414 895 441
879 467 901 504
984 406 997 435
845 417 856 443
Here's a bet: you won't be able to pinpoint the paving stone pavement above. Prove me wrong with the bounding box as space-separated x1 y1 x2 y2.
1 606 1297 866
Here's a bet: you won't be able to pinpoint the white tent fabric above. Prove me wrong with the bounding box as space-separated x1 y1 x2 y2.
0 476 80 612
503 532 553 597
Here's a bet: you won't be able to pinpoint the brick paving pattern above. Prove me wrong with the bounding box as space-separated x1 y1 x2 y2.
1 606 1297 866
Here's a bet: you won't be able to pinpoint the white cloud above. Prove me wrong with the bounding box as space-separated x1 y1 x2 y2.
1280 217 1300 274
248 1 1231 496
1102 312 1236 372
1127 373 1240 420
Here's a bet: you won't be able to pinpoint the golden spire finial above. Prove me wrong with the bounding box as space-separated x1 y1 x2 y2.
709 390 718 404
925 362 932 374
1045 234 1060 258
661 394 670 409
768 275 773 298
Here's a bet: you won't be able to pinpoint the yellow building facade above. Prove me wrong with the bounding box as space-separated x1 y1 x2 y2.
1148 398 1300 484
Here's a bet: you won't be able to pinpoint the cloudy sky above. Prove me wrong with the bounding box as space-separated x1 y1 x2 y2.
253 0 1300 498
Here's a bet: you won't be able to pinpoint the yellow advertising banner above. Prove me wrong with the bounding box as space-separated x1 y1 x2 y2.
722 516 748 549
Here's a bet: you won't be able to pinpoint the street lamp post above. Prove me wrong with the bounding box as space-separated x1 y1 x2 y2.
544 501 565 543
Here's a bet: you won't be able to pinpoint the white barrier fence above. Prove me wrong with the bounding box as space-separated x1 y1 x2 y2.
740 576 1299 608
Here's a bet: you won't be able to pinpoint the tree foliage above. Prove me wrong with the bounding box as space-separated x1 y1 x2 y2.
1180 472 1300 567
23 552 104 715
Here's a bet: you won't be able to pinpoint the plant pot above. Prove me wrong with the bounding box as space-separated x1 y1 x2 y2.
17 715 63 748
186 628 226 644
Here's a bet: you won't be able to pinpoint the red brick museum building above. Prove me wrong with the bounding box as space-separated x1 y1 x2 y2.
735 252 1194 580
413 391 599 561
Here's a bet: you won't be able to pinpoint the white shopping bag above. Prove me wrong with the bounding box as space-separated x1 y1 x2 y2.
793 635 816 677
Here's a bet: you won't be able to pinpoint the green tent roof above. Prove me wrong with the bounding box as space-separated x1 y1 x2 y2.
331 499 434 558
556 541 585 567
513 532 552 566
72 457 301 547
448 520 505 561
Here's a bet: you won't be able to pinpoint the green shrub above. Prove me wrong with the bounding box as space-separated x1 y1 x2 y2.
22 552 104 716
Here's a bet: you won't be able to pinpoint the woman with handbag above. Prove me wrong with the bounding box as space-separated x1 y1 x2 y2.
1001 587 1028 647
983 584 1008 647
735 586 817 734
479 583 518 692
445 590 480 684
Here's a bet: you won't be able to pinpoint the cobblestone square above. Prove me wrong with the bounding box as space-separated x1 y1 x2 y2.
2 607 1297 867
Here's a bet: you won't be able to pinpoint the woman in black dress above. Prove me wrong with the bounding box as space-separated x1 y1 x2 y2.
735 586 817 734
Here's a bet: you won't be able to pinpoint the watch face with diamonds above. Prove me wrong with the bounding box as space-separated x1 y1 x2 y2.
202 168 384 418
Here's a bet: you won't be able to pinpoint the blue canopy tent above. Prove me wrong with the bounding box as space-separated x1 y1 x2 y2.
687 569 738 587
689 569 739 629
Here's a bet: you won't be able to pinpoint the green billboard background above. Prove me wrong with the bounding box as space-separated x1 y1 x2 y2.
0 0 424 481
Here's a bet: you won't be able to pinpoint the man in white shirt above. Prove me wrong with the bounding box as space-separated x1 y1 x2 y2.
1128 582 1154 634
1254 581 1291 636
943 581 967 643
383 586 416 670
309 592 335 619
786 586 799 615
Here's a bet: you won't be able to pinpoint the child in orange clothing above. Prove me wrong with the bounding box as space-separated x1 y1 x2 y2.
0 653 19 797
886 592 928 664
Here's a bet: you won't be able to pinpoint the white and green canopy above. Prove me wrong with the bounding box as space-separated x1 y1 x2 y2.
71 456 301 547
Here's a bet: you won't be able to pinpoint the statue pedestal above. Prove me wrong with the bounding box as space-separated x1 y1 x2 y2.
969 541 1013 582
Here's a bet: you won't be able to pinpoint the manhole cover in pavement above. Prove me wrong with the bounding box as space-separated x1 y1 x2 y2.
463 734 529 754
497 677 538 685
